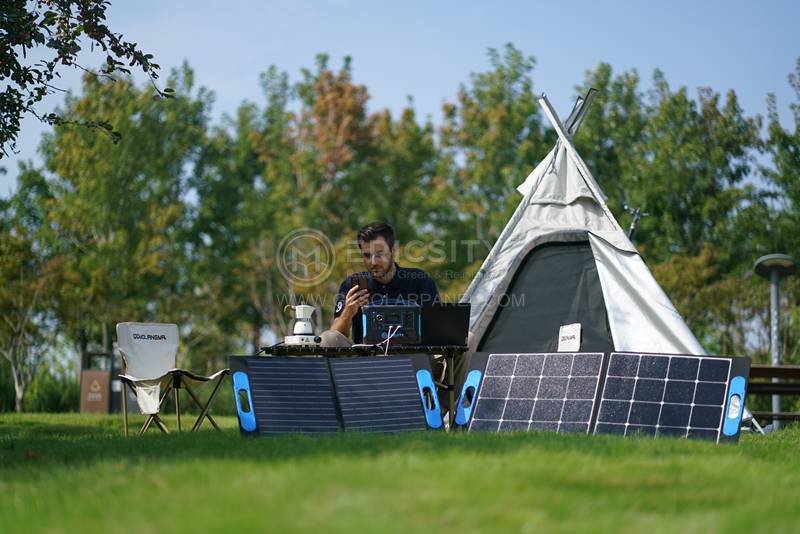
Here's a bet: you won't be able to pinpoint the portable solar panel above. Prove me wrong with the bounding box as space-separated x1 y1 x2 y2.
465 352 605 434
330 355 437 432
457 351 750 443
230 357 340 436
230 354 442 436
594 352 750 443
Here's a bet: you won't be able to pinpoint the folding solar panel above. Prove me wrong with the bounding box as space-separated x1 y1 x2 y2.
230 354 442 436
330 355 437 433
465 352 604 434
594 352 749 443
457 351 749 443
230 357 340 436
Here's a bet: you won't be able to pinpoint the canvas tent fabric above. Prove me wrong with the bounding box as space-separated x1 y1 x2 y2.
462 94 706 359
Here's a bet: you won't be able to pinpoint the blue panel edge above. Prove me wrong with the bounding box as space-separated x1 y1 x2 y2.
415 369 443 429
723 375 746 437
455 370 483 426
362 315 367 340
232 371 257 432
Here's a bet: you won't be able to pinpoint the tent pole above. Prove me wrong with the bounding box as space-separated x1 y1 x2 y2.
462 91 595 306
538 94 625 235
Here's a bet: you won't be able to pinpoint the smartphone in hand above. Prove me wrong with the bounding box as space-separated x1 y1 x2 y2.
352 274 369 293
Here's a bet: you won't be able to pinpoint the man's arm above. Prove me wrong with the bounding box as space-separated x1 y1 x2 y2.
331 285 369 337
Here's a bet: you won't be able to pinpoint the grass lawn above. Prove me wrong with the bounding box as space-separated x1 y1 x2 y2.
1 413 798 533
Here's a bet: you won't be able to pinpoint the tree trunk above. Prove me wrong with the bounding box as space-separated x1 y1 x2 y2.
12 365 25 413
102 321 111 353
79 329 89 371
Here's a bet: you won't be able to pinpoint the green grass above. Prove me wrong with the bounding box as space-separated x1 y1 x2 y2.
1 413 798 533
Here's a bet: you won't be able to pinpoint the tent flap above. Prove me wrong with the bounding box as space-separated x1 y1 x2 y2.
588 233 706 355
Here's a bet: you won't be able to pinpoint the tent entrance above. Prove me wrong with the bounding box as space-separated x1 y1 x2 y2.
477 241 614 354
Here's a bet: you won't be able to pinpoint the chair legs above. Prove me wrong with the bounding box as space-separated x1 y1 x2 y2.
183 373 229 432
122 371 229 436
137 385 173 435
175 386 181 432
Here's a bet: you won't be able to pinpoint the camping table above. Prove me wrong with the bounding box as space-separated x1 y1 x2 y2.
260 344 469 428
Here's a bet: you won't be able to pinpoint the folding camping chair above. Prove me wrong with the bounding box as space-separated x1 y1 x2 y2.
116 322 229 436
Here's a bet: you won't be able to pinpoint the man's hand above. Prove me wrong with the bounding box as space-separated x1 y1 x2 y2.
330 285 369 337
341 285 369 318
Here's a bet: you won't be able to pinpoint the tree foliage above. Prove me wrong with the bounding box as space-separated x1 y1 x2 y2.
3 46 800 410
0 0 168 157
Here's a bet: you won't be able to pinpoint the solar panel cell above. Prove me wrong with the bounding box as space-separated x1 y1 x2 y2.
629 402 660 424
633 379 665 402
694 382 726 405
597 400 629 424
534 400 564 421
504 399 535 420
571 354 603 375
690 406 723 428
608 353 638 376
509 377 539 397
514 354 545 376
603 377 635 400
668 357 699 380
638 356 669 378
664 381 695 403
659 403 691 427
561 400 593 421
567 377 599 399
482 376 512 397
699 359 729 382
500 420 530 431
486 354 516 374
538 377 568 399
543 354 572 375
471 419 500 432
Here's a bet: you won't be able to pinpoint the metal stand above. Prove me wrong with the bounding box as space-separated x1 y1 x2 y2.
754 253 797 431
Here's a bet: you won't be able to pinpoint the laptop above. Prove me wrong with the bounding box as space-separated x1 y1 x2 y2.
421 303 470 346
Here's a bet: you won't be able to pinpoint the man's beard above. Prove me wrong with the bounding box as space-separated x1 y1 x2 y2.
370 256 394 281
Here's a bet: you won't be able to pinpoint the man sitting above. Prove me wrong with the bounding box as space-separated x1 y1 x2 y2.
320 221 439 347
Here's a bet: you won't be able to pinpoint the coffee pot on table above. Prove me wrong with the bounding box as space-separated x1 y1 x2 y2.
283 304 321 346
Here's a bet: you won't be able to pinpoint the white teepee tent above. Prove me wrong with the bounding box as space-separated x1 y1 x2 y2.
461 92 706 356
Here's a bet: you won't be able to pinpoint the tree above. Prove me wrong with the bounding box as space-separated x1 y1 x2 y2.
1 0 169 157
21 65 209 367
439 43 548 251
0 198 58 411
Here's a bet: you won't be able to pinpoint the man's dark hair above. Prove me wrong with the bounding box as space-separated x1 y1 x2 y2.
357 222 395 249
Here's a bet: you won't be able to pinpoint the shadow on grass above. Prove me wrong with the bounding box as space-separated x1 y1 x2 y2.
0 414 795 477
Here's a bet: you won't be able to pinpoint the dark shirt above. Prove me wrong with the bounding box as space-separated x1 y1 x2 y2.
333 263 440 342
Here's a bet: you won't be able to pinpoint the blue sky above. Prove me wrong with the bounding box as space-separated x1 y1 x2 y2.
2 0 798 197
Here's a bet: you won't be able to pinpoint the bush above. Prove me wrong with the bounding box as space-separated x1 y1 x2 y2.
23 361 80 413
